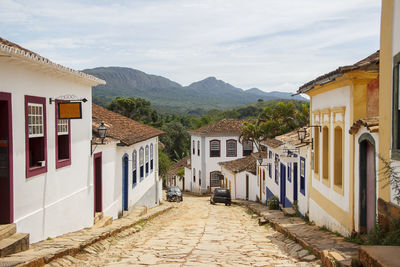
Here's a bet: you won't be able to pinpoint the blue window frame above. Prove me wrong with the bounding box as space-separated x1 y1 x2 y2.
132 150 137 187
139 147 144 180
145 145 149 176
300 157 306 195
275 154 279 185
150 143 154 172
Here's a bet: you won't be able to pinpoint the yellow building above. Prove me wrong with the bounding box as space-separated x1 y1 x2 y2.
296 52 379 236
377 0 400 227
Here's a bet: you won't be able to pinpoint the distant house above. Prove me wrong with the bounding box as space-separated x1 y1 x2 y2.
188 119 256 194
92 104 164 219
0 37 105 244
296 51 379 236
260 130 310 216
166 156 191 191
219 154 258 201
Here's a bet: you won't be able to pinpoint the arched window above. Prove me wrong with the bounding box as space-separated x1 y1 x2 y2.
210 140 220 157
322 126 329 181
199 170 201 186
145 145 149 176
193 140 195 155
268 151 272 178
139 147 144 179
226 139 237 157
334 126 343 187
132 150 137 186
314 128 320 175
197 140 200 156
193 168 196 182
150 143 154 172
210 171 222 187
243 141 253 156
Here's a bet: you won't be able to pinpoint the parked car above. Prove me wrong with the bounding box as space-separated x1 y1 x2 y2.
210 188 231 206
166 186 183 202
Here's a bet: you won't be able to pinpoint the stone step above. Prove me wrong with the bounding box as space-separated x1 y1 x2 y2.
0 224 16 240
0 233 29 257
282 207 296 216
92 216 113 229
94 212 104 224
129 206 147 217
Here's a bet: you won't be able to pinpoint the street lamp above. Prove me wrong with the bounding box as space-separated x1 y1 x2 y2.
296 125 321 149
91 121 108 155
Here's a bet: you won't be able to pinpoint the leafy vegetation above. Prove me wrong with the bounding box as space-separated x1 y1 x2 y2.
267 196 280 210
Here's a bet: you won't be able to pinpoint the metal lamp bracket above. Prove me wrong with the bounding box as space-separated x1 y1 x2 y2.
49 94 88 104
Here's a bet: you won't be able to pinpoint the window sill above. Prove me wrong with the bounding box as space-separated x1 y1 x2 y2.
333 184 344 195
26 165 47 178
322 177 330 188
56 158 71 169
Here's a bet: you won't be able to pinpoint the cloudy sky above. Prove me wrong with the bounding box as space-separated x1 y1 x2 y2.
0 0 381 93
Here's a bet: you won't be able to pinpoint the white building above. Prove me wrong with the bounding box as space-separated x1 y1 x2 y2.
166 156 190 191
260 131 310 216
0 38 105 243
188 119 256 194
92 104 164 219
219 155 257 201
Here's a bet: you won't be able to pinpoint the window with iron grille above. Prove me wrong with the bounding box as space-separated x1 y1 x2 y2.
210 140 220 157
243 141 253 156
226 139 237 157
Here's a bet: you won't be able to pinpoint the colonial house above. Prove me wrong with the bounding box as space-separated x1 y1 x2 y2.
296 51 379 236
92 104 164 219
260 130 310 216
166 156 191 191
219 154 257 201
0 37 105 244
188 119 256 194
377 0 400 228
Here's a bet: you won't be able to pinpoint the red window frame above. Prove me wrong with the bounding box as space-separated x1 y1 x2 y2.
55 100 71 169
25 95 47 178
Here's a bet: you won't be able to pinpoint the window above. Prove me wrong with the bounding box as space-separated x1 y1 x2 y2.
197 140 200 156
193 168 196 182
288 163 291 182
314 127 320 176
55 101 71 169
145 145 149 176
300 157 306 195
139 147 144 179
262 170 266 193
199 170 201 186
269 151 272 178
275 154 279 184
393 52 400 159
334 126 343 187
132 150 137 186
210 171 221 187
322 126 329 181
25 96 47 178
193 140 195 155
150 143 154 172
210 140 220 157
243 141 253 156
226 139 237 157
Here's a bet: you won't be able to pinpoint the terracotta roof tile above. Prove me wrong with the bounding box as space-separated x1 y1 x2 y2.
275 128 311 147
297 51 379 94
92 104 164 146
260 138 284 148
0 37 105 85
349 117 379 135
167 156 191 177
219 155 257 175
188 119 246 135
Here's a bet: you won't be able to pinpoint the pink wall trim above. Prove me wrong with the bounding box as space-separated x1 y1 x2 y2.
55 100 71 169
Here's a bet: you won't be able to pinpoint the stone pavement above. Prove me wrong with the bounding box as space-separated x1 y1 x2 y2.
236 200 360 267
48 195 321 266
0 204 172 267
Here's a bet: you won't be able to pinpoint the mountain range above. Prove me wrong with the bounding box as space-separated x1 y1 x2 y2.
82 67 307 114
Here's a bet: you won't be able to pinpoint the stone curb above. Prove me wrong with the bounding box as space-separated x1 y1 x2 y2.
0 204 173 267
235 200 358 267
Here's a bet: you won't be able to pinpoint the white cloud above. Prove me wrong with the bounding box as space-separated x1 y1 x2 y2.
0 0 381 93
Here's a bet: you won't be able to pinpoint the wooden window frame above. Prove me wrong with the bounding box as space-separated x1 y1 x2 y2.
392 52 400 159
145 145 149 176
25 95 47 178
193 168 196 182
55 100 71 169
242 140 253 156
139 147 144 180
226 139 237 157
192 140 195 155
197 140 200 156
209 139 220 157
333 115 345 195
150 143 154 172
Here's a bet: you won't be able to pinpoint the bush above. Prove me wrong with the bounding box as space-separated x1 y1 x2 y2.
268 196 280 210
367 222 386 245
383 219 400 246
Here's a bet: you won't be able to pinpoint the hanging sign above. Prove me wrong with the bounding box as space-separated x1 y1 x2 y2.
58 102 82 119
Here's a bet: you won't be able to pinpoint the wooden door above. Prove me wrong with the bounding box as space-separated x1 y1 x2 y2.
122 155 129 211
94 152 102 214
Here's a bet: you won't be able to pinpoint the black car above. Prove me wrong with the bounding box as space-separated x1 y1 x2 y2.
210 188 231 206
166 186 183 202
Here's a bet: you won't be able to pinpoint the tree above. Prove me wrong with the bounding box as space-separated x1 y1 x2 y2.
160 121 190 161
158 147 172 180
177 168 185 181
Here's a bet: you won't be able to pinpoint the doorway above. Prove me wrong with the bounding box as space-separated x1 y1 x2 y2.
93 152 102 214
0 92 13 224
359 136 376 233
122 154 129 211
293 162 298 203
246 174 249 200
280 163 286 207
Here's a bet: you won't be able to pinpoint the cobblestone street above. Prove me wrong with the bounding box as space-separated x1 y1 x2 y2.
48 195 321 267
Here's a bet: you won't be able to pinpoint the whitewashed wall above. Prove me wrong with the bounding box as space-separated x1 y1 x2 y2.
184 167 191 192
0 61 94 243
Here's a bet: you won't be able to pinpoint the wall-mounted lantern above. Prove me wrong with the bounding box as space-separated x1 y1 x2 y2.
297 125 321 149
91 122 108 155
